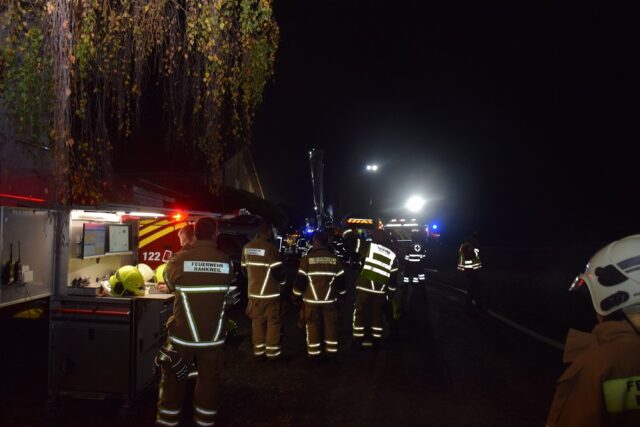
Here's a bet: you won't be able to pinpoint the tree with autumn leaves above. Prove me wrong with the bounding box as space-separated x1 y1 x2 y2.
0 0 278 205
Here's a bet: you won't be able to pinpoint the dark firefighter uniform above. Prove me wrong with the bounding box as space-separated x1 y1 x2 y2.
293 247 346 357
403 243 426 284
156 240 233 427
547 320 640 427
353 240 398 346
241 232 286 359
457 235 483 309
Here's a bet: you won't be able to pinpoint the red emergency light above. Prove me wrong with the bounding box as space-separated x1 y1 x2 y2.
172 212 186 222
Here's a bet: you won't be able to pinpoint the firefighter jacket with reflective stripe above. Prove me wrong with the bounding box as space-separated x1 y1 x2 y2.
547 320 640 427
241 235 285 300
294 247 345 304
359 242 398 286
457 241 481 270
405 243 426 263
165 240 233 348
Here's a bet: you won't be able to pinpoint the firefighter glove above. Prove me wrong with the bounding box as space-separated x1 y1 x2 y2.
154 345 189 382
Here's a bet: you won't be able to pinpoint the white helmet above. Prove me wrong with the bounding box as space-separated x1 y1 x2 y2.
570 234 640 316
137 263 154 282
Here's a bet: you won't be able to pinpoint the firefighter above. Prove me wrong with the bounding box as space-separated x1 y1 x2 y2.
293 231 346 360
155 217 233 427
352 229 398 349
400 232 429 324
178 223 196 249
547 234 640 427
241 220 287 360
457 232 484 310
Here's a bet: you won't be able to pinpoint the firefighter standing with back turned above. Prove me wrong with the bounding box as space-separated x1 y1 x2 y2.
155 217 233 427
293 231 346 360
241 220 287 360
547 234 640 427
458 232 484 311
352 228 398 348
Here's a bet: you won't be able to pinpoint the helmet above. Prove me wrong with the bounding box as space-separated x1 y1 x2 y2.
110 265 145 297
570 235 640 316
137 263 154 282
155 263 167 284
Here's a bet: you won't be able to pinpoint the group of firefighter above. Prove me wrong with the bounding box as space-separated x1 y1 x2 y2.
154 216 640 427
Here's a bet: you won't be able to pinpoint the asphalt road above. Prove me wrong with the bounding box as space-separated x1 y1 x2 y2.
1 268 564 427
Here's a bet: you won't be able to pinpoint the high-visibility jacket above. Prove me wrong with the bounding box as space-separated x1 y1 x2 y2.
547 319 640 427
357 242 398 294
165 240 233 348
294 247 345 304
241 235 285 300
457 240 481 270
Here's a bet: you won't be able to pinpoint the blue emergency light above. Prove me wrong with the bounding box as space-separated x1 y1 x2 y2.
432 224 438 230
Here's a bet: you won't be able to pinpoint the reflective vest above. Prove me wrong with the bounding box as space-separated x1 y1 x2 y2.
360 243 397 285
458 241 481 270
165 240 233 348
241 236 284 299
294 248 345 304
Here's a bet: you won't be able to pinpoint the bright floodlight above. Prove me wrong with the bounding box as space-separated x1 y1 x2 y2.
406 196 426 212
366 164 378 172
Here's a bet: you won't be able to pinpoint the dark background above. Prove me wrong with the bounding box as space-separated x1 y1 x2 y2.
250 0 637 247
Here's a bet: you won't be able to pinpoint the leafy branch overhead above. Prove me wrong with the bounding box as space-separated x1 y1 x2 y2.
0 0 279 205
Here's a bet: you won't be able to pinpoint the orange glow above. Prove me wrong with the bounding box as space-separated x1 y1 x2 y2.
172 212 185 221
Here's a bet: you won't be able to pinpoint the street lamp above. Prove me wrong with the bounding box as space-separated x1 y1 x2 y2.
406 195 426 213
365 164 379 215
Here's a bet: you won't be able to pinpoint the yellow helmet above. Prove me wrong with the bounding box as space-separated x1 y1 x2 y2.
155 263 167 284
110 265 145 297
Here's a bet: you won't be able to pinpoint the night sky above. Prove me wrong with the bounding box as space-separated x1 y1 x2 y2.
250 1 636 246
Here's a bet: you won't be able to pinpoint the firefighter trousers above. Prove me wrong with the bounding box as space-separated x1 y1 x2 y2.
246 298 283 358
156 345 222 427
304 303 338 356
464 270 484 309
353 290 386 344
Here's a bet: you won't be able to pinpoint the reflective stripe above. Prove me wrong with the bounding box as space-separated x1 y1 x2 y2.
356 286 386 294
292 289 302 296
194 420 215 426
169 335 224 347
308 271 337 277
245 261 271 267
255 343 265 348
259 266 272 295
353 333 364 337
336 270 345 277
181 293 200 342
308 350 321 355
363 265 391 277
195 407 217 416
175 285 229 293
267 351 281 358
212 300 227 342
326 348 338 353
303 299 336 304
308 343 321 348
157 419 180 426
298 269 308 276
372 333 382 338
324 285 332 301
309 282 319 300
325 340 338 345
371 326 383 331
249 293 280 299
254 350 265 356
270 261 283 267
353 326 364 330
603 376 640 413
158 407 181 416
366 257 391 269
266 346 281 350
